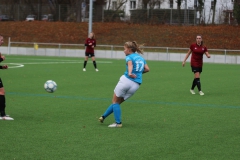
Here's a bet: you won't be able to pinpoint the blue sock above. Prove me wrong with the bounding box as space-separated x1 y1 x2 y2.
102 104 114 118
113 103 121 124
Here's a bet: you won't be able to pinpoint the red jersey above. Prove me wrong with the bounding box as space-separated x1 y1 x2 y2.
190 43 208 67
85 38 96 54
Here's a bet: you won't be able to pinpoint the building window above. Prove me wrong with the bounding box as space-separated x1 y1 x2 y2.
130 0 136 9
169 0 173 8
112 1 117 10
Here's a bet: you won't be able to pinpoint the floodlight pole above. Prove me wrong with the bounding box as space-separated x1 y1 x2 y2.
88 0 93 34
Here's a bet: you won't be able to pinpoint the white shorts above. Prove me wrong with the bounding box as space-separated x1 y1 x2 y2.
114 75 140 100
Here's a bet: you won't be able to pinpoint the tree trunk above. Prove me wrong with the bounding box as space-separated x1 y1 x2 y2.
24 0 37 16
76 0 83 22
176 0 182 25
142 0 149 9
107 0 111 10
109 0 127 21
211 0 216 24
38 0 42 21
234 0 240 24
198 0 204 24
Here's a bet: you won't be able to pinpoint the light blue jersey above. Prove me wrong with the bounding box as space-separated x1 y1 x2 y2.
124 53 147 84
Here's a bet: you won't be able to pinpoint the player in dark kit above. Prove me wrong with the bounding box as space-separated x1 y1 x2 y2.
83 32 99 72
0 35 14 120
182 35 210 96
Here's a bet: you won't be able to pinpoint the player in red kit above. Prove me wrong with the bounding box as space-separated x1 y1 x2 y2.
0 35 14 120
83 32 98 72
182 35 210 96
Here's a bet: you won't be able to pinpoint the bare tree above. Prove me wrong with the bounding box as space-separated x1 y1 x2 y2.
176 0 182 24
234 0 240 24
94 0 106 22
105 0 127 21
139 0 164 9
107 0 112 10
75 0 83 22
106 0 127 11
1 0 46 20
24 0 38 17
197 0 205 24
48 0 71 21
142 0 150 9
0 0 21 20
148 0 165 9
211 0 217 24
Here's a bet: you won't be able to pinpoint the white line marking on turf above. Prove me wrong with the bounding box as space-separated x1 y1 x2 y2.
9 61 112 64
7 63 24 68
7 58 84 61
5 61 112 68
7 58 113 63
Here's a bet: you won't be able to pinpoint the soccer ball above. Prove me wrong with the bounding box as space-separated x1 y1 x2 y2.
44 80 57 93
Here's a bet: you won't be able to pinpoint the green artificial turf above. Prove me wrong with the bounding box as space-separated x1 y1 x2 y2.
0 55 239 160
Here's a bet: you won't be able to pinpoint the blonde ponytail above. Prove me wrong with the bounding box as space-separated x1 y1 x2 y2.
124 41 144 54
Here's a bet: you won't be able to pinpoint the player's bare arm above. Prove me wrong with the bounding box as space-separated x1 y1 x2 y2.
143 64 150 74
127 61 136 78
182 49 192 67
205 51 211 58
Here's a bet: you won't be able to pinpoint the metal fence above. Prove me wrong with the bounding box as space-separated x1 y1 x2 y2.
0 3 104 22
0 3 234 25
5 40 240 64
0 4 85 22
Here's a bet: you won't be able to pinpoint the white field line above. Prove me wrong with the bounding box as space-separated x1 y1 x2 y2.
10 61 112 64
3 61 113 68
7 58 112 62
7 58 79 61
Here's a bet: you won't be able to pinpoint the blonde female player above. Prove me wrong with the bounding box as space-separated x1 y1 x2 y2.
182 35 210 96
98 41 150 128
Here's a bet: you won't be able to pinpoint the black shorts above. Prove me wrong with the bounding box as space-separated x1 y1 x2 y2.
0 78 3 88
191 66 202 73
85 52 95 57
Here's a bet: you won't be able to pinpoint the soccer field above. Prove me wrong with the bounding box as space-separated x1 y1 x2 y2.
1 55 240 159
